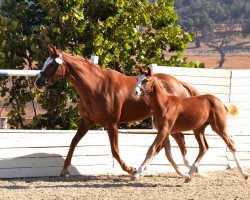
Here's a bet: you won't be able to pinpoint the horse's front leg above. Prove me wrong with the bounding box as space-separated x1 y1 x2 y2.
132 129 169 180
106 124 136 174
60 117 92 177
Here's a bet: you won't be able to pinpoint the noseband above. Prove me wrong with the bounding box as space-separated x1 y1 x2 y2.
40 58 65 84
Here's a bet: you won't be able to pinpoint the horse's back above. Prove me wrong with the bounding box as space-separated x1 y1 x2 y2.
155 73 200 97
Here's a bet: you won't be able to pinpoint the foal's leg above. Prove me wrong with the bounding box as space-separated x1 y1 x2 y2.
171 132 191 169
106 124 136 174
213 127 248 180
185 125 209 182
163 136 189 178
132 130 169 180
60 117 93 177
153 136 187 177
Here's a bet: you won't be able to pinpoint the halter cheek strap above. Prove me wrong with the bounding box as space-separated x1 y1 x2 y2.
142 81 155 96
40 55 64 83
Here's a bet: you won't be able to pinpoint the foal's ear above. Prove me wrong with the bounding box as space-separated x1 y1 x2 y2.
48 44 58 56
139 67 145 74
147 67 152 76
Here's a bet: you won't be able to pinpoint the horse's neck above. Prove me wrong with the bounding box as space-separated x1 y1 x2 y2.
63 52 100 75
150 79 168 113
62 53 103 96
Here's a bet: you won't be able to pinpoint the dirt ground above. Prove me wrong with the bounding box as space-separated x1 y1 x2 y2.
0 168 249 200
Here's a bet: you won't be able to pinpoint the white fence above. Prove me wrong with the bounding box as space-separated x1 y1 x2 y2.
0 66 249 178
0 130 238 178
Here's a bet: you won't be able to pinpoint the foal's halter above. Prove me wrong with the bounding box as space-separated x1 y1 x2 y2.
140 80 155 96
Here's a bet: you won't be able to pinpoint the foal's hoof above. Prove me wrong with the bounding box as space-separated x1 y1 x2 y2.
131 173 141 181
184 175 192 183
60 169 70 177
182 173 190 180
244 174 248 180
195 167 199 173
128 167 137 175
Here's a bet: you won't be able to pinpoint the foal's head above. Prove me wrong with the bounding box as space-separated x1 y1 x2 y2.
35 45 67 89
134 67 155 97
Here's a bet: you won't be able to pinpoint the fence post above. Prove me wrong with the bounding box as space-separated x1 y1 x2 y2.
91 55 99 64
149 63 157 74
0 118 8 129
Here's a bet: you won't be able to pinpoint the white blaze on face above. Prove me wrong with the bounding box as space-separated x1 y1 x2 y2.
134 74 146 97
36 57 53 80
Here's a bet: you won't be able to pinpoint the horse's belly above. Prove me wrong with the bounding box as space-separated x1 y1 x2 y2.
119 100 151 122
171 119 206 133
119 107 151 122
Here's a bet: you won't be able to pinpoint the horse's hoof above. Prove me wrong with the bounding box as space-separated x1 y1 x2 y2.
244 174 248 180
60 169 70 177
195 167 199 173
184 175 191 183
131 173 141 181
128 167 137 175
182 173 190 180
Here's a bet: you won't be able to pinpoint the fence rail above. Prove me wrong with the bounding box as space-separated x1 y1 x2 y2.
1 129 247 178
0 66 249 178
183 49 250 56
0 69 40 76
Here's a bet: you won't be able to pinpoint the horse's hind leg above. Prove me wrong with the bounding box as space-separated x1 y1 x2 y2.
60 117 93 177
171 132 191 169
106 124 136 174
186 124 209 182
213 127 248 180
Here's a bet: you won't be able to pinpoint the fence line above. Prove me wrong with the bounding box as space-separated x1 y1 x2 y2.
0 66 249 178
0 69 40 76
183 49 250 56
0 129 238 178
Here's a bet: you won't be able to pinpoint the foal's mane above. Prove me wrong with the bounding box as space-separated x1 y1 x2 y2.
152 75 172 96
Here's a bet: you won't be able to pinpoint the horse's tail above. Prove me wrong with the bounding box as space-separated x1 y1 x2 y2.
181 81 200 97
224 104 240 117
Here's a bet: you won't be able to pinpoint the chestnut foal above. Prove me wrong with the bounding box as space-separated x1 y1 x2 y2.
133 67 248 182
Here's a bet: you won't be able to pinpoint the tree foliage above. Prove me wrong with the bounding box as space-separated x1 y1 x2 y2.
175 0 250 68
0 0 196 129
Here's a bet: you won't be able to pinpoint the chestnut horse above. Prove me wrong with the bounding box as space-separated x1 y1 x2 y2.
35 45 201 177
133 67 248 182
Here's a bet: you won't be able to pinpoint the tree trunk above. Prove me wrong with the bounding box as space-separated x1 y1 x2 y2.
195 36 201 48
216 49 226 69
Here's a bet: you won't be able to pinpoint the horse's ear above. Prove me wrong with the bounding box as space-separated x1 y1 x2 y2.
48 44 58 56
147 66 152 76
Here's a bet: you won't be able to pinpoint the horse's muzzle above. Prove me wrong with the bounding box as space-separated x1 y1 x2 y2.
35 77 47 90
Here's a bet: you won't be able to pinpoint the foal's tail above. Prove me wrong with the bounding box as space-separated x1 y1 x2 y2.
224 104 240 117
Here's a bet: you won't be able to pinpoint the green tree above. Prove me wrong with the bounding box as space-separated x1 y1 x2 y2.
0 0 195 129
175 0 250 68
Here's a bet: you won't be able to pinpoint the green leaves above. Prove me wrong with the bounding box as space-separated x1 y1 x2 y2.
0 0 194 129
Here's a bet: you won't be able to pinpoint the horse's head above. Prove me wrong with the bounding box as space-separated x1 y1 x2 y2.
35 45 67 89
134 67 154 97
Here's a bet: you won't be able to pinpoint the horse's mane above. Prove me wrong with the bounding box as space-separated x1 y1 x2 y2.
64 52 101 69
